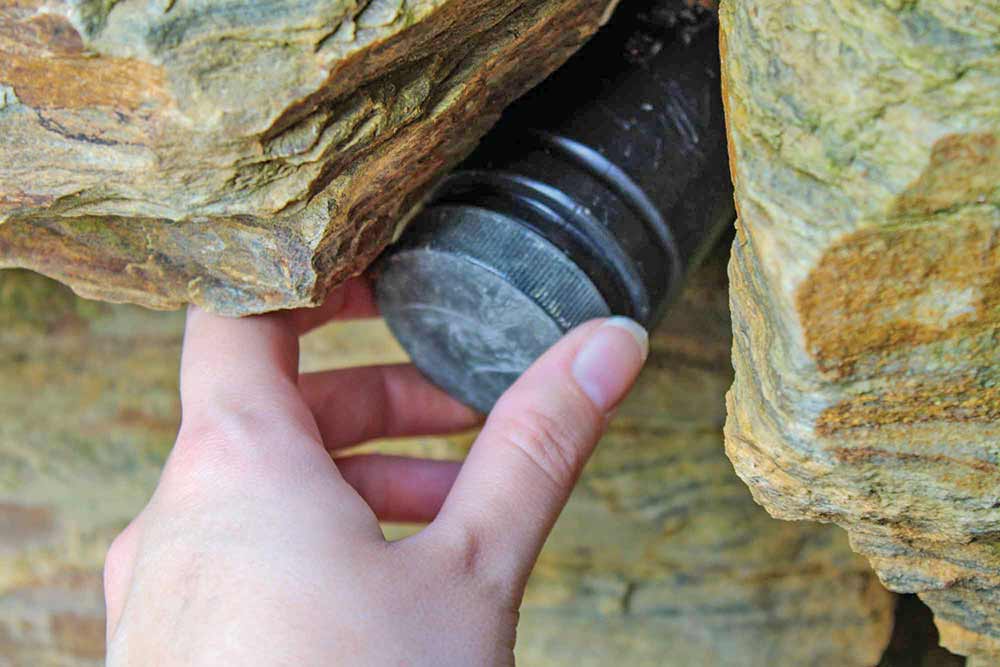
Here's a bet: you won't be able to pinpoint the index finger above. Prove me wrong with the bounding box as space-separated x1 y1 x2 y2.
179 276 376 428
179 305 309 436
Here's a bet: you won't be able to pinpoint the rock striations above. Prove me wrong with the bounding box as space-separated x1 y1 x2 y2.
721 0 1000 661
0 0 615 314
0 256 901 666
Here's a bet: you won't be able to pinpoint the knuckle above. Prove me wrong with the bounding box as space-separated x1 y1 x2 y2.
437 527 517 606
165 404 321 505
169 420 240 480
180 390 264 441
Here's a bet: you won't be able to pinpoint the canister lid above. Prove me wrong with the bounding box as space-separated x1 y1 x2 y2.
375 204 610 412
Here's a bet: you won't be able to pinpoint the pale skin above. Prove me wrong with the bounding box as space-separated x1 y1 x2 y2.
103 277 648 666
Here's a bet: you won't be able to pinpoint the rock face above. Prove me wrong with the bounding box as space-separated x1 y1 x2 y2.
1 256 904 666
0 0 614 315
510 247 897 666
721 0 1000 662
0 271 183 666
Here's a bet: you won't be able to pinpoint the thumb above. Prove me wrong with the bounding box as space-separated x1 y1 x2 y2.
430 317 648 591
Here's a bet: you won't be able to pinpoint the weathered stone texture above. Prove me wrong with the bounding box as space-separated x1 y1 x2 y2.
508 252 896 666
0 0 614 315
721 0 1000 662
1 257 902 665
0 271 182 667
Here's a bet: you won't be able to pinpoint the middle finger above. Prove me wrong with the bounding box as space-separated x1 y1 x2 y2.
300 364 482 450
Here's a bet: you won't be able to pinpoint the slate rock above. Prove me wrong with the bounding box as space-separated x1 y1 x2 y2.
0 0 614 314
721 0 1000 661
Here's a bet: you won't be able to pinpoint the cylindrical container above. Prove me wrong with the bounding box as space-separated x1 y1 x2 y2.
375 4 733 412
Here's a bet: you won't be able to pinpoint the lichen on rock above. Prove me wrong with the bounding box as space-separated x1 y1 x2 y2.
721 0 1000 662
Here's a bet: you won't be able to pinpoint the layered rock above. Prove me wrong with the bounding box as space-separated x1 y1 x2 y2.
509 248 897 666
0 0 614 314
1 255 904 665
721 0 1000 662
0 271 182 666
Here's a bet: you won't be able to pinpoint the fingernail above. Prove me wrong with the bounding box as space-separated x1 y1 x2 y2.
572 317 649 412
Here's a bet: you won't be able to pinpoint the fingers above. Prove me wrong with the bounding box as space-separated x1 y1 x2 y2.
285 276 378 335
177 305 330 492
176 277 375 448
300 364 482 450
429 318 648 591
180 307 304 429
178 276 375 428
336 454 462 523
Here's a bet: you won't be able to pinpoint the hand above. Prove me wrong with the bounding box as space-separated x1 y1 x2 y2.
103 277 648 666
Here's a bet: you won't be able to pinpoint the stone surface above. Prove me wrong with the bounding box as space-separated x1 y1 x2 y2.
1 254 907 666
503 248 897 666
0 270 182 667
0 0 614 315
721 0 1000 663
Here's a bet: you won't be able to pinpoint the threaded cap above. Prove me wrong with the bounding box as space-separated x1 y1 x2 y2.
375 204 611 412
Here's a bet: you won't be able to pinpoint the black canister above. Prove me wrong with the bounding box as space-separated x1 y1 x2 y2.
375 3 733 412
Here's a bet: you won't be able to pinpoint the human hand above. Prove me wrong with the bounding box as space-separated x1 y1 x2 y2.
103 277 648 666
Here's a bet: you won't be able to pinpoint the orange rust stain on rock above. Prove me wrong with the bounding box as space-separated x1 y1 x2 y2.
830 447 997 474
795 215 1000 377
797 132 1000 378
0 10 167 111
894 133 999 218
0 501 55 547
0 54 168 111
50 612 106 660
817 377 1000 436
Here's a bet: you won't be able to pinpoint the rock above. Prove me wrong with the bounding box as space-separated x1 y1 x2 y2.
510 246 897 666
2 257 901 665
0 270 182 667
344 247 900 665
0 0 615 315
721 0 1000 662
